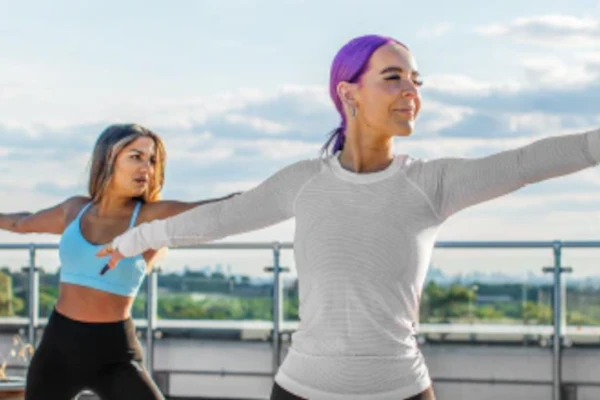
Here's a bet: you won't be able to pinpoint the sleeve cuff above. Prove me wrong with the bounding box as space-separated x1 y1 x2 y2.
585 129 600 164
112 219 169 257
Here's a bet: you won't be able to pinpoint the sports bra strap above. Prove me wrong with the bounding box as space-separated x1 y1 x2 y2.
75 202 93 221
129 201 142 228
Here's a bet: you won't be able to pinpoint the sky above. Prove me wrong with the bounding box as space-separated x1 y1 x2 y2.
2 0 600 278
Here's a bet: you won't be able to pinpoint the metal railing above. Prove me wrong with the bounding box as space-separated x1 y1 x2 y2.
1 240 600 400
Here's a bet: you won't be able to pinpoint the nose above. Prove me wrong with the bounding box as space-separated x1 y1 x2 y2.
139 160 153 173
402 82 419 99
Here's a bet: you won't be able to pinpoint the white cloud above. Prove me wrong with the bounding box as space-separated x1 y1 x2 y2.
0 57 278 131
167 145 235 164
425 51 599 96
0 149 89 183
234 139 321 160
424 74 521 96
570 167 600 186
439 208 600 242
0 84 332 208
422 49 600 131
417 100 474 135
455 191 600 213
279 85 329 102
476 15 600 47
575 51 600 65
417 23 453 38
401 135 538 159
506 112 578 134
521 56 599 87
225 114 289 135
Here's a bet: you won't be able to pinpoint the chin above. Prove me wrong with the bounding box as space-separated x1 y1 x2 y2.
394 124 414 137
389 119 415 137
132 188 147 198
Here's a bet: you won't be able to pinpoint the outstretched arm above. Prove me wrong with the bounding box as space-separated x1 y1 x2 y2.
144 191 241 220
98 159 320 266
406 129 600 220
0 196 86 234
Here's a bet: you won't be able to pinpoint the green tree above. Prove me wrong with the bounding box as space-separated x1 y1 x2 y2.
0 272 14 316
523 302 552 324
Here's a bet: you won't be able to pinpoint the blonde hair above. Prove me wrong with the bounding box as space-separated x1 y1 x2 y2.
88 124 166 203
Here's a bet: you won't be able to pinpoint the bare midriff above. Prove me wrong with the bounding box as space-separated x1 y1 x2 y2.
54 283 135 322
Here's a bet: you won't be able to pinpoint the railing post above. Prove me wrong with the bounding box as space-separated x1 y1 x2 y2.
146 267 160 374
271 243 282 375
28 244 39 347
264 242 289 376
542 240 572 400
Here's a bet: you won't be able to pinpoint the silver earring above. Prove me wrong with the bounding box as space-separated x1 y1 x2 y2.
351 106 357 118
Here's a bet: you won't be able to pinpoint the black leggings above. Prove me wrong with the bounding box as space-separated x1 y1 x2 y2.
25 309 164 400
270 382 436 400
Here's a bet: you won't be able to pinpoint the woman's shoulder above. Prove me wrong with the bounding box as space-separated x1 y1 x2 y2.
62 196 92 225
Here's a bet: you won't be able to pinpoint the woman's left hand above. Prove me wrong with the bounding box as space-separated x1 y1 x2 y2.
96 245 125 275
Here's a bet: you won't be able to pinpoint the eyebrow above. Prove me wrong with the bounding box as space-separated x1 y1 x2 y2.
129 148 155 156
380 66 420 78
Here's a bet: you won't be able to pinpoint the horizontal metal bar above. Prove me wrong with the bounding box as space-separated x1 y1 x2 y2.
177 243 284 250
433 377 600 388
434 241 558 249
153 369 272 378
2 240 600 252
0 243 59 250
0 242 288 251
432 377 552 386
560 241 600 248
0 318 598 338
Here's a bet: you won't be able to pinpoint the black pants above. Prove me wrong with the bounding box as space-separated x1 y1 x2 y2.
25 309 164 400
270 382 436 400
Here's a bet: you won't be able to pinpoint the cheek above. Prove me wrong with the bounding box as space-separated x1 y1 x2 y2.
362 79 392 97
379 82 402 98
365 84 398 115
114 161 135 178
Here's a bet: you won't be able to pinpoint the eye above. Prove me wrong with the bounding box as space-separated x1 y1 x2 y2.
130 154 141 160
385 74 423 87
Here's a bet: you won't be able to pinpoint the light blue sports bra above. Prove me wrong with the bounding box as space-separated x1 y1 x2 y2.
58 201 147 297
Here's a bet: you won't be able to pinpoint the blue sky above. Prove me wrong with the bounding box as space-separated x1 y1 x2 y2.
2 1 600 277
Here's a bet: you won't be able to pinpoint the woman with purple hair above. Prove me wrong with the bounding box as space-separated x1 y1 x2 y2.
98 35 600 399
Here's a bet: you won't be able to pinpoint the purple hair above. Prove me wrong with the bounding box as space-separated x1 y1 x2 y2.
322 34 407 155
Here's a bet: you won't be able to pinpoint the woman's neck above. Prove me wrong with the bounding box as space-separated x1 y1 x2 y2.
94 194 137 217
338 126 394 173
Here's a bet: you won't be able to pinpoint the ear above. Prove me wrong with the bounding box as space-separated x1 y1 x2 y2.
336 81 358 109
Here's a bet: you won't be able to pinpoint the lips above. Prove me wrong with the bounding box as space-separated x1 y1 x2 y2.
394 108 415 116
134 177 148 184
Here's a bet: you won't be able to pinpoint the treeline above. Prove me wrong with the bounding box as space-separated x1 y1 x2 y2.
0 268 599 326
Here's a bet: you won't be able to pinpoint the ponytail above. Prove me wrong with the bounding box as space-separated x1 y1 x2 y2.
321 126 346 156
